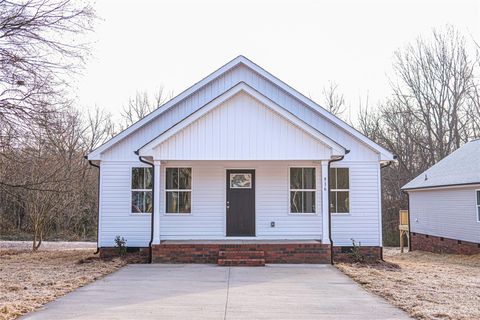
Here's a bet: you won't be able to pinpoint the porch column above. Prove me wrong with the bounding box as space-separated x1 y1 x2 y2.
321 160 330 245
152 160 161 245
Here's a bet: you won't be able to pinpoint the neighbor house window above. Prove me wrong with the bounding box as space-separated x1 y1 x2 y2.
290 168 316 214
476 190 480 222
329 168 349 214
131 167 153 214
166 168 192 214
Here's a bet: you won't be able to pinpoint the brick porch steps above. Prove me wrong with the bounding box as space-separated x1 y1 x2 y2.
218 258 265 266
217 250 266 266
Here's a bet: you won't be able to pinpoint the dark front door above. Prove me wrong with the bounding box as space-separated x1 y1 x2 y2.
226 170 255 236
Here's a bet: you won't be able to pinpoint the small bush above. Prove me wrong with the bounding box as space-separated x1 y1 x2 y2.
114 236 127 257
348 238 366 263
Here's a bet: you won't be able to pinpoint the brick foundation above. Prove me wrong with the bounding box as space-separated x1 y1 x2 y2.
411 232 480 255
99 247 150 259
332 246 382 262
99 243 384 264
151 242 331 264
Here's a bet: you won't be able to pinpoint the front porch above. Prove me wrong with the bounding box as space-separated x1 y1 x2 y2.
152 240 331 265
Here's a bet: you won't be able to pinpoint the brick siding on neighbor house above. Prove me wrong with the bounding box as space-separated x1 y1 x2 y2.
411 232 480 255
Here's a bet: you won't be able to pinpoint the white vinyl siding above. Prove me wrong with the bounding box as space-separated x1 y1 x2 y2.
409 186 480 244
158 161 323 240
330 162 381 246
99 161 151 247
98 160 382 246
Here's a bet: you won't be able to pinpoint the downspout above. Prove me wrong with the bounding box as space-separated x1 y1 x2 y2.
379 158 395 260
135 151 155 264
328 150 350 264
86 157 100 255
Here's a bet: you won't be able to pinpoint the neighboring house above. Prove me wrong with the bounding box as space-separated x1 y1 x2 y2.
402 139 480 254
87 56 394 264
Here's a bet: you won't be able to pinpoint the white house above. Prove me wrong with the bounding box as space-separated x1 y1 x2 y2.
87 56 394 264
402 139 480 254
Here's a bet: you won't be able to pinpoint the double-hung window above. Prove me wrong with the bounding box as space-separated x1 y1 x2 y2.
476 190 480 222
329 168 350 214
131 167 153 214
166 168 192 214
290 168 316 214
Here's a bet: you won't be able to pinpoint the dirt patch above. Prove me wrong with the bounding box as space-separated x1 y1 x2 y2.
0 249 125 320
336 248 480 320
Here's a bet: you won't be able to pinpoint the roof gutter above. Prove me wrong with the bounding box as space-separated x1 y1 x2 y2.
134 151 155 264
328 150 350 264
86 157 100 255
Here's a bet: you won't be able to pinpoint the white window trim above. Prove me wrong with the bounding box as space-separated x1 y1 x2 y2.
130 166 153 216
476 189 480 222
164 167 193 216
288 166 317 215
330 167 350 216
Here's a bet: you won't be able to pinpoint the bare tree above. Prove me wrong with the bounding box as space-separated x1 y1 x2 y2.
321 81 346 116
359 26 480 245
120 87 172 129
0 0 95 136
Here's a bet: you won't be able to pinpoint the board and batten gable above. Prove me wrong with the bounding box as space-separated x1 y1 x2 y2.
152 92 332 160
409 186 480 244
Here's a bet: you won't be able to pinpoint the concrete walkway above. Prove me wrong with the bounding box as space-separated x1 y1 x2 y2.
22 264 410 320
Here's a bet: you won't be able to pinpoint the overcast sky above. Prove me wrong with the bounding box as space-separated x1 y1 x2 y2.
76 0 480 121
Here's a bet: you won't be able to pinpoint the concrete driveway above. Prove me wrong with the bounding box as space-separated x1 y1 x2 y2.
22 264 410 320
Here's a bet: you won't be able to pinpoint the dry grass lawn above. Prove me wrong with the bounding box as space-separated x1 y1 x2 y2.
0 249 125 320
337 248 480 320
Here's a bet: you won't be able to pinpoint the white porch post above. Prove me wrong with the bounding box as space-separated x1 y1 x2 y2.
152 160 161 245
321 160 330 245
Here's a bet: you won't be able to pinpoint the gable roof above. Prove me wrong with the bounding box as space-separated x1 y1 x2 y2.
137 82 346 156
402 139 480 191
87 55 394 161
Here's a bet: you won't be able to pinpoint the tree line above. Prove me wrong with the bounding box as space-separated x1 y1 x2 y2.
0 1 478 248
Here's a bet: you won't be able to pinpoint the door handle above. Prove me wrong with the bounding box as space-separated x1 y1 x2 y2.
226 201 230 209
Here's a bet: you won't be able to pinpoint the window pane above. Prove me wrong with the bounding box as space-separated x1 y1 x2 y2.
144 168 153 189
303 191 315 213
178 191 191 213
337 191 349 213
329 168 336 189
131 191 152 213
166 191 178 213
302 168 315 189
477 190 480 205
132 168 143 189
290 168 302 189
290 191 302 213
166 168 179 190
329 191 337 213
336 168 349 189
179 168 192 189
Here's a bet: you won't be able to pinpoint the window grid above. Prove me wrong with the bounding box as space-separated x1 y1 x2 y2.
165 167 192 214
289 167 316 214
131 167 153 214
330 168 350 214
476 190 480 222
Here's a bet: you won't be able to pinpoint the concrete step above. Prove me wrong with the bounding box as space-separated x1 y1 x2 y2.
217 258 265 266
218 250 265 259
